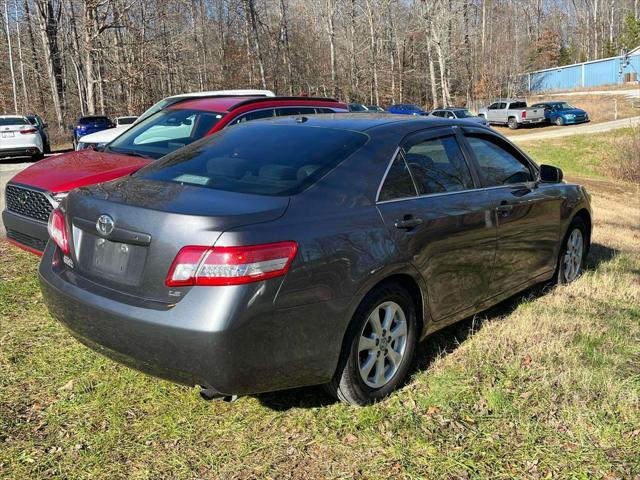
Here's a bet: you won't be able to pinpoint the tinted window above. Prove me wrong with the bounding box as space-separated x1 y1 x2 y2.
404 136 474 195
488 103 499 110
466 136 533 186
78 116 110 125
230 109 275 125
509 102 527 109
315 108 335 114
137 124 368 196
378 155 417 201
431 111 443 117
106 108 224 159
275 107 317 116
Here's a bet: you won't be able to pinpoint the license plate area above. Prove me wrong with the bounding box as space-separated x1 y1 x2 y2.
94 238 131 277
77 232 148 287
2 132 15 138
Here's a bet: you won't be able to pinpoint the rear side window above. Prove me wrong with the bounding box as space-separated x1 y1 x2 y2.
403 136 474 195
466 136 533 186
137 124 368 196
315 107 336 114
275 107 317 116
229 109 275 125
509 102 527 109
378 155 417 202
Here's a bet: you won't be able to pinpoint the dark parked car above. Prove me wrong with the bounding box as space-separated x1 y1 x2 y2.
530 101 589 126
25 114 50 153
72 115 114 149
366 105 385 113
387 104 428 116
40 114 592 405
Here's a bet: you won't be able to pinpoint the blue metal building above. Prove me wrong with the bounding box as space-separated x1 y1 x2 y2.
526 47 640 92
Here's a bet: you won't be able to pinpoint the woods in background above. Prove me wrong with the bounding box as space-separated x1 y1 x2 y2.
2 0 640 130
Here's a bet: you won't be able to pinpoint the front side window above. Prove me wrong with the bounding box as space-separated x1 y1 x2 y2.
466 136 533 186
378 155 417 202
137 124 368 196
403 136 474 195
106 108 224 159
488 103 499 110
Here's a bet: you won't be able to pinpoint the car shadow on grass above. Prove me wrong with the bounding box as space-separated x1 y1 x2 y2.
255 242 618 411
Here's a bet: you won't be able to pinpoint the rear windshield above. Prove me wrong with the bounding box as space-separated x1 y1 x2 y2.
78 116 110 125
509 102 527 109
0 117 26 126
136 123 368 196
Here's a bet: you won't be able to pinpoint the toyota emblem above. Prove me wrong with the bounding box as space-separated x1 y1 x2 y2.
19 191 29 205
96 214 115 236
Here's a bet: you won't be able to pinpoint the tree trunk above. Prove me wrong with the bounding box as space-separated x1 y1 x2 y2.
35 0 64 127
4 0 18 112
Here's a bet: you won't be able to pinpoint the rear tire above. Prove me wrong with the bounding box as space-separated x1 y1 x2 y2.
326 282 418 405
556 217 588 284
507 117 519 130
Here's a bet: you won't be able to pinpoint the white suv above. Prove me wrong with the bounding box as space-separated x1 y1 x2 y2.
0 115 44 160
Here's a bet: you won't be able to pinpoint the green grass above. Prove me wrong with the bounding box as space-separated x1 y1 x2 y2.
1 133 639 478
519 127 637 178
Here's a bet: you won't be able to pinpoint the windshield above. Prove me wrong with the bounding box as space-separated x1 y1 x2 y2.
453 109 476 118
105 108 225 160
0 117 27 126
551 102 576 110
136 123 368 196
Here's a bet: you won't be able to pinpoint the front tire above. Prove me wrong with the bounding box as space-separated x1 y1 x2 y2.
326 282 418 405
507 117 519 129
556 217 588 284
555 116 564 126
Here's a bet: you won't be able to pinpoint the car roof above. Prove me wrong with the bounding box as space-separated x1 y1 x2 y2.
260 112 492 134
167 96 343 113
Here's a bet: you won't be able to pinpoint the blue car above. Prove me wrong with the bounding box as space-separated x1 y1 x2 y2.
387 104 428 116
72 115 114 148
531 101 589 126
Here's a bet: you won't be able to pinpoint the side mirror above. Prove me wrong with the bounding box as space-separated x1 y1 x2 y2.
43 122 48 128
539 164 563 183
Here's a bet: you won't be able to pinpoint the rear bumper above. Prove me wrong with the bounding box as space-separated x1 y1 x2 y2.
0 146 42 158
520 118 546 125
2 209 48 253
38 244 349 395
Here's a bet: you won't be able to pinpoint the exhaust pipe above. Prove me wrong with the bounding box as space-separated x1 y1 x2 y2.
200 387 238 403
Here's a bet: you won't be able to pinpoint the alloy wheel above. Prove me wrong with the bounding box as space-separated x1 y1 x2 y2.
563 228 584 282
357 301 408 389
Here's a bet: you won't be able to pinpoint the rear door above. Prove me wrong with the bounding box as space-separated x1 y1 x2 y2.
376 127 496 322
461 128 562 294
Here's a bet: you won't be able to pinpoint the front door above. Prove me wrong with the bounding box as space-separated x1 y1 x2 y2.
376 128 497 322
461 130 562 294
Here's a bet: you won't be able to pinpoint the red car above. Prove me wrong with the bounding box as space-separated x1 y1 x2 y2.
3 96 348 254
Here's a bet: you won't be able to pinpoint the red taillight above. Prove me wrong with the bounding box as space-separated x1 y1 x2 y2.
19 128 38 134
166 241 298 287
47 208 69 255
521 110 527 119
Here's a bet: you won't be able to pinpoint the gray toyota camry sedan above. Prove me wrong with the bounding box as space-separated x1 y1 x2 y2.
39 114 592 405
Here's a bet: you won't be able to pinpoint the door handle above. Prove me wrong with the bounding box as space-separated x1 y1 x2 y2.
394 216 423 230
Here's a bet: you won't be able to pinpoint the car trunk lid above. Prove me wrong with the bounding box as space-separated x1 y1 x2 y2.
63 177 289 304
